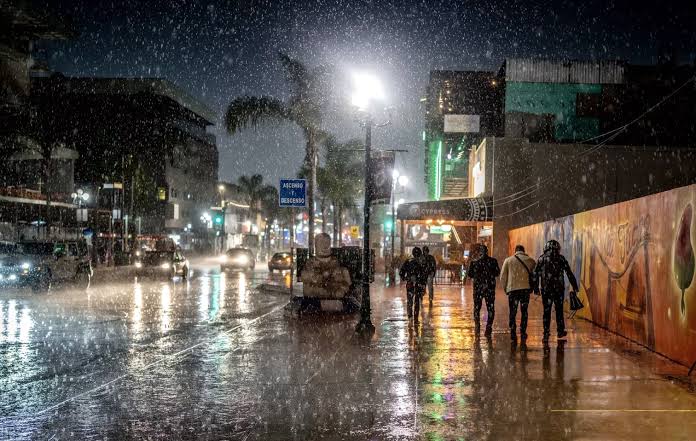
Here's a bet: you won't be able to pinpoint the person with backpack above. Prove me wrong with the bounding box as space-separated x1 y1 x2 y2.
465 244 500 336
500 244 536 342
533 240 579 343
399 247 428 323
423 246 437 304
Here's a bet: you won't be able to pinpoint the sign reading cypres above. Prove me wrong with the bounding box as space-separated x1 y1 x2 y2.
279 179 307 207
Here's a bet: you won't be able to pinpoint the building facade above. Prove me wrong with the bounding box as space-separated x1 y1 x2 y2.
30 75 219 244
423 70 504 200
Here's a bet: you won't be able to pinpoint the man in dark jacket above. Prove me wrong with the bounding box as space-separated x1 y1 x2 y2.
465 244 500 336
533 239 579 342
423 246 437 304
400 247 428 323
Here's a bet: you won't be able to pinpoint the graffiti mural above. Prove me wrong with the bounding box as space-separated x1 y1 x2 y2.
509 184 696 367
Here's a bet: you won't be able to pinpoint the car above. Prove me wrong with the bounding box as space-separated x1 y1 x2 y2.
268 252 293 272
134 250 189 280
220 248 255 272
0 240 92 292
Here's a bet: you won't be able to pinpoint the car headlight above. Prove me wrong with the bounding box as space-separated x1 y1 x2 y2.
160 262 171 269
9 274 17 281
135 262 142 268
21 262 31 270
219 255 228 263
234 255 249 265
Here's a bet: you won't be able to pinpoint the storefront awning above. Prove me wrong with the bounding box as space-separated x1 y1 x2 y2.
397 198 493 222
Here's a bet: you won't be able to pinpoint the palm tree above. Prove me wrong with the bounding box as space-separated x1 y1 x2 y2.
231 174 276 223
322 138 364 246
225 53 328 254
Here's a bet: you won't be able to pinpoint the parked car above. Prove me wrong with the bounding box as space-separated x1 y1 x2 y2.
220 248 255 272
0 240 92 292
268 252 293 272
134 250 189 279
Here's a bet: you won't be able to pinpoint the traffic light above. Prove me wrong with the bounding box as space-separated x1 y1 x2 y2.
212 208 224 231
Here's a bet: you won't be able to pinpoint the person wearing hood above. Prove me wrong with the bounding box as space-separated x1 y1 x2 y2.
533 239 579 343
465 244 500 336
399 247 428 323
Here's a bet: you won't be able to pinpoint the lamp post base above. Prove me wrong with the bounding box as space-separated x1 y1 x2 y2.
355 319 375 334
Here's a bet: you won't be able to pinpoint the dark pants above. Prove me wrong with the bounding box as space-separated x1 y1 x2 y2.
407 285 425 320
542 291 565 336
473 290 495 331
508 289 530 336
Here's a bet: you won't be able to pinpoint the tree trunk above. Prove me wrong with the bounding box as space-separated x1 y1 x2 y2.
41 150 52 238
332 203 339 246
320 198 327 233
306 130 316 254
338 206 344 246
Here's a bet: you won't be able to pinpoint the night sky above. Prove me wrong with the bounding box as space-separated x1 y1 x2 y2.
37 0 696 201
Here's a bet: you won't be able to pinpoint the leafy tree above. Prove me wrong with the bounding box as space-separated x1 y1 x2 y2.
225 53 329 254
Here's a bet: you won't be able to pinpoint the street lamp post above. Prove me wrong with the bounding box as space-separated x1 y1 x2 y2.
352 72 385 334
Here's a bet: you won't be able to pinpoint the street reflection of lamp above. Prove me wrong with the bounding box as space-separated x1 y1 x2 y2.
351 71 386 334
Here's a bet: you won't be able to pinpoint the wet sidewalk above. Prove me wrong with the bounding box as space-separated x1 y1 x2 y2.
288 280 696 440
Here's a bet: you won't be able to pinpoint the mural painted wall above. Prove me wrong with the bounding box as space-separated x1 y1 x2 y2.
509 183 696 367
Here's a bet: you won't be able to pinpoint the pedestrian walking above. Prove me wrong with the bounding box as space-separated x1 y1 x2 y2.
465 244 500 336
500 245 536 342
423 246 437 304
399 247 428 323
533 240 579 343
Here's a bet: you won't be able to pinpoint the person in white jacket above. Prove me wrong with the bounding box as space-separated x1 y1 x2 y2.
499 245 536 342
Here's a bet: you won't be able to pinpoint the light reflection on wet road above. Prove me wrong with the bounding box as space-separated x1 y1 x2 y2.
2 260 696 440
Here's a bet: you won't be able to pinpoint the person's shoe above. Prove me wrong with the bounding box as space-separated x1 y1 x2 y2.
510 331 517 341
542 334 550 344
520 333 528 341
484 327 492 337
557 331 568 339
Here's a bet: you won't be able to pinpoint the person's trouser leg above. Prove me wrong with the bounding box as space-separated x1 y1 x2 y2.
473 293 483 332
519 292 530 337
554 294 565 335
407 289 414 318
508 292 519 334
427 275 434 302
542 294 553 337
414 289 423 321
485 292 495 333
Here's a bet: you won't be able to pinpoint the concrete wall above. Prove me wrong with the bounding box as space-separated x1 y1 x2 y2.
487 137 696 262
508 183 696 367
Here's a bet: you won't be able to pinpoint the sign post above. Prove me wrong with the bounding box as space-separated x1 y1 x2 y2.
280 179 307 300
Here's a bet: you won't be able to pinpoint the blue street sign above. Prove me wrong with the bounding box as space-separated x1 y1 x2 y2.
279 179 307 207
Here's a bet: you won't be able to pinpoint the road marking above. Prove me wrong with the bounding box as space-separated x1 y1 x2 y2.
551 409 696 412
21 302 286 418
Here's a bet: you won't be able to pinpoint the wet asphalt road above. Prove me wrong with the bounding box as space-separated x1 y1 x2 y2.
1 258 290 440
2 258 696 440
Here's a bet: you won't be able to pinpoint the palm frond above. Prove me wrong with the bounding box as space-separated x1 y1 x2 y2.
225 96 290 134
278 52 309 91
